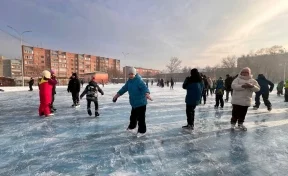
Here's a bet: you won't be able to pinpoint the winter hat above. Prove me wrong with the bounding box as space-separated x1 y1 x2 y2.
190 68 199 76
72 73 77 77
239 67 252 80
42 70 51 79
50 70 55 74
127 67 136 75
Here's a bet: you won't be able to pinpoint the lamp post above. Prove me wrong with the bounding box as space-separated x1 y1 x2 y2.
7 25 32 87
122 52 129 82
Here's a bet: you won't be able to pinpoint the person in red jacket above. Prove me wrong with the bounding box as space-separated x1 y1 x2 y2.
39 70 57 117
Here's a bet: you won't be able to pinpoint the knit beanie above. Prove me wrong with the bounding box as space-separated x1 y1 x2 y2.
127 67 137 75
42 70 51 78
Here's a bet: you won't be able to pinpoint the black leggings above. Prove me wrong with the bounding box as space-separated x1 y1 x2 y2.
128 105 147 133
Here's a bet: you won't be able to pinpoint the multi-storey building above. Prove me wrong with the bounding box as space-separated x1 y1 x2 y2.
22 45 120 83
3 59 22 77
123 66 160 77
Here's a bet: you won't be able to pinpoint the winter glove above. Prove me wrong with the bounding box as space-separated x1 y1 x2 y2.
101 93 104 95
113 94 120 102
112 97 118 102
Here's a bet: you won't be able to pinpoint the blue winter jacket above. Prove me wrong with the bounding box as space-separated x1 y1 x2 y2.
183 77 203 106
118 74 150 108
256 75 274 94
216 79 225 95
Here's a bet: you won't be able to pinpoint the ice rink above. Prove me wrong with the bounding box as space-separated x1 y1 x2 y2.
0 83 288 175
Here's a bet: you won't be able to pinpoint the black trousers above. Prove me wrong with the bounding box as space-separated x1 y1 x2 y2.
215 94 224 107
87 99 99 111
285 88 288 102
29 84 33 91
231 105 249 125
225 90 232 101
186 105 196 126
51 93 55 109
277 90 283 95
255 92 271 108
128 105 147 133
72 92 80 104
202 90 207 103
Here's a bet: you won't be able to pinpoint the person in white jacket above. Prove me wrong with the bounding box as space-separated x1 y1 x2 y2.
231 67 260 130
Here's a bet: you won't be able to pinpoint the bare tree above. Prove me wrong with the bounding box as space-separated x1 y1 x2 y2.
166 57 182 73
221 56 237 68
182 66 189 73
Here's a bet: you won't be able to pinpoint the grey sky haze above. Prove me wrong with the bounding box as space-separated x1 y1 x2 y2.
1 0 288 70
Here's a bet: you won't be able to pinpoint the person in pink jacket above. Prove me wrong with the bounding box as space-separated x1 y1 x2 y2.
231 67 260 130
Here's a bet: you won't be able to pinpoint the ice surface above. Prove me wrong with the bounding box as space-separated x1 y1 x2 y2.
1 83 288 175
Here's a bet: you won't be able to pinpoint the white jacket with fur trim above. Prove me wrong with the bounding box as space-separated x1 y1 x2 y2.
231 76 260 106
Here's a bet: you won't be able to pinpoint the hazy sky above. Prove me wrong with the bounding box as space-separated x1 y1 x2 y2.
1 0 288 70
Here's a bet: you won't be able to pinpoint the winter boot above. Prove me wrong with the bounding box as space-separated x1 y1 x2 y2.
267 106 272 111
71 104 76 107
95 111 100 117
214 105 218 109
182 125 194 130
238 124 247 131
137 132 146 138
231 124 236 130
253 105 259 110
87 109 92 116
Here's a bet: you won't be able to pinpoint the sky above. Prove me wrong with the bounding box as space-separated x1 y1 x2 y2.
1 0 288 70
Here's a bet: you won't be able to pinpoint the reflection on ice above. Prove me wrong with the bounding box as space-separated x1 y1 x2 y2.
0 84 288 175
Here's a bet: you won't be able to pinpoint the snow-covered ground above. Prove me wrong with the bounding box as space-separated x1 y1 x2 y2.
0 83 288 175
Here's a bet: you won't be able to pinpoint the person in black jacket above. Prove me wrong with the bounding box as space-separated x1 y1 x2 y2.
67 73 81 107
201 75 209 104
80 76 104 117
224 74 233 102
28 77 34 91
253 74 274 111
50 70 58 112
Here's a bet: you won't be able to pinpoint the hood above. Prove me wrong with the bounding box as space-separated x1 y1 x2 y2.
88 81 98 86
129 73 141 81
257 74 266 80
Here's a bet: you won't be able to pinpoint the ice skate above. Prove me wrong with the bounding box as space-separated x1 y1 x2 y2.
267 106 272 111
71 104 75 107
137 132 146 138
182 125 194 130
230 124 236 130
238 124 247 131
75 103 80 108
87 109 92 116
45 113 54 117
95 111 99 117
253 105 259 110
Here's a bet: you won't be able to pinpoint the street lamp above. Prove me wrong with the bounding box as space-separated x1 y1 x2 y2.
122 52 129 82
7 25 32 87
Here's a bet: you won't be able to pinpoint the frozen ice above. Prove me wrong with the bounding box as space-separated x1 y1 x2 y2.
1 83 288 175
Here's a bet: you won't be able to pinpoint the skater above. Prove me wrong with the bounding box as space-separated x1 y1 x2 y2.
253 74 274 111
38 70 57 117
231 67 260 130
50 70 58 112
81 79 84 87
151 80 154 86
67 73 81 107
201 75 208 104
225 74 233 102
214 77 225 109
182 68 203 130
28 77 34 91
146 79 149 88
80 75 104 117
277 81 284 96
102 79 104 87
160 79 164 88
170 78 174 89
207 76 213 96
285 80 288 102
113 67 152 137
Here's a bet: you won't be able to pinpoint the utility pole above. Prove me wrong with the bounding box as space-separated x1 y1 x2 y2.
7 25 32 87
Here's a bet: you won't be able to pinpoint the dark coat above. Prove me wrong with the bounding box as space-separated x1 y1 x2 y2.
256 74 274 94
28 79 34 86
183 76 203 106
225 76 233 90
68 78 81 93
216 79 225 95
80 81 104 100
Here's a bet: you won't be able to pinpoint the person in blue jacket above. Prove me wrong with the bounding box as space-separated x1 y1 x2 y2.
253 74 274 111
113 67 152 137
182 68 203 130
214 77 225 109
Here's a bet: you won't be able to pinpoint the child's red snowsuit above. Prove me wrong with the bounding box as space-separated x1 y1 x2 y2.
38 78 57 116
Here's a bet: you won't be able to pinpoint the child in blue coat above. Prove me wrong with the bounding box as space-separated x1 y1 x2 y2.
113 67 152 137
215 77 225 109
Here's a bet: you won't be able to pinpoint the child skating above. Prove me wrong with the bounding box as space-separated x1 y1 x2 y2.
80 75 104 117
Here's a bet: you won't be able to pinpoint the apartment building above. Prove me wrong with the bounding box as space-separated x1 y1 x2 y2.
22 45 120 81
3 59 22 78
123 66 160 77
